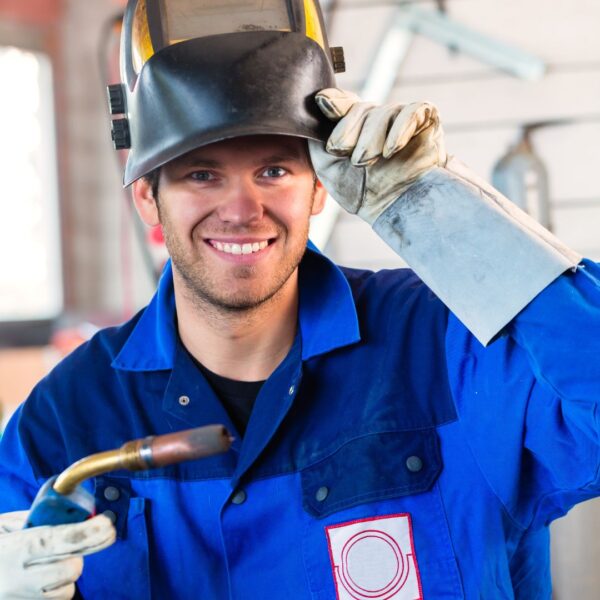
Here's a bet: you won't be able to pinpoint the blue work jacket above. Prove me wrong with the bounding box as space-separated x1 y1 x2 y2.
1 246 600 599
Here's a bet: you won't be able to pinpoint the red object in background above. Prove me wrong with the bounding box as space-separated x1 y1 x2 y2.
0 0 62 25
51 322 99 358
148 225 165 245
51 329 87 357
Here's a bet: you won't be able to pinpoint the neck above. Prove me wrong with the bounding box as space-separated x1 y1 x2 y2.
174 271 299 382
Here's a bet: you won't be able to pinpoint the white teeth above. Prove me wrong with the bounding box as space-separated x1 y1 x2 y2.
211 240 270 255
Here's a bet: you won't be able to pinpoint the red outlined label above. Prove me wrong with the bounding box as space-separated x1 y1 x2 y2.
326 514 423 600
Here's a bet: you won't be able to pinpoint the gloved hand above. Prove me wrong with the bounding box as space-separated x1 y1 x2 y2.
0 511 116 599
308 87 447 225
309 87 581 345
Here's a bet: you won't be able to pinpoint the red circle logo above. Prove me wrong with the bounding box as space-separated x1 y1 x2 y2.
337 529 410 599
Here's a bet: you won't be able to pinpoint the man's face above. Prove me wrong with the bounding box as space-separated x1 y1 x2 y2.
133 135 326 311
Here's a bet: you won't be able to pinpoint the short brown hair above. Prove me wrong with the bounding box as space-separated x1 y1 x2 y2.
142 168 161 201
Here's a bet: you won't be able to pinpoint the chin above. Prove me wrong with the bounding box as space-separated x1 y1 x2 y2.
213 288 279 311
173 252 300 312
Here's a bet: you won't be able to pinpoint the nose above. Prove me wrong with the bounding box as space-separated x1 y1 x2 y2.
216 178 264 225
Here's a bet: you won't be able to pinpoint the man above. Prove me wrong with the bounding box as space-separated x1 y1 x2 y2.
0 1 599 598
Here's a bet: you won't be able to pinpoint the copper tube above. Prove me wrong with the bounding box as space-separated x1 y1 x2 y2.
53 425 233 495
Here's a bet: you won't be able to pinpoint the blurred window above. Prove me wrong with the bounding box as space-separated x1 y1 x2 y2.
0 46 62 327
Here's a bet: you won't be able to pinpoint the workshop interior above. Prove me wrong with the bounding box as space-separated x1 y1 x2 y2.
0 0 599 597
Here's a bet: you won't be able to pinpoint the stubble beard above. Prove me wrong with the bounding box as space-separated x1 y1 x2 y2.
159 209 311 316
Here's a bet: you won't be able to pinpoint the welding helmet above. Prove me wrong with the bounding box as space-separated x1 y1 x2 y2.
107 0 345 186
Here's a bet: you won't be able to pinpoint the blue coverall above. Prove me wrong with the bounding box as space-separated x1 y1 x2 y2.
0 246 599 599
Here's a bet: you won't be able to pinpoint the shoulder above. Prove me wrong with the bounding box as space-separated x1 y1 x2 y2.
333 265 451 367
339 264 447 320
41 310 144 390
15 310 147 476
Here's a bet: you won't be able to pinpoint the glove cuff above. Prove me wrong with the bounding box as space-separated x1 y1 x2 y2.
372 161 582 345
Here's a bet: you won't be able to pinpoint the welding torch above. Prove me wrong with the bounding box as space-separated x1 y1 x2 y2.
25 424 233 528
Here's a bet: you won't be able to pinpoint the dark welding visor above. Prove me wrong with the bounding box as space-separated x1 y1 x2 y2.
126 0 330 85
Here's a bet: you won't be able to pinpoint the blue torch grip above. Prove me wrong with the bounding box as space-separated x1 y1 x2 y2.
25 476 96 528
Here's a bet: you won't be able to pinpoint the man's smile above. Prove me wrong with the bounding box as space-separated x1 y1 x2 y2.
208 239 271 255
204 236 278 265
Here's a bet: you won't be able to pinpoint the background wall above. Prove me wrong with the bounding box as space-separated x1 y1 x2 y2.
1 1 599 597
58 0 156 318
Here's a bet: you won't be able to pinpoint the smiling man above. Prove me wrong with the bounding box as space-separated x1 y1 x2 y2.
134 136 327 384
1 1 600 599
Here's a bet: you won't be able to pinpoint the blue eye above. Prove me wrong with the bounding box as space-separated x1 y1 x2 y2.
190 171 214 181
263 167 286 178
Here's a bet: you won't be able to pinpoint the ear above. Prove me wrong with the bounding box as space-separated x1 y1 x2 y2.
310 179 328 216
132 177 160 227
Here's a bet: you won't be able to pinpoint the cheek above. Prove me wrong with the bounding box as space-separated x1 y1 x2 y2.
159 197 211 232
274 187 318 223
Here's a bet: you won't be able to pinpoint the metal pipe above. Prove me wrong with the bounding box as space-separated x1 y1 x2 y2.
53 425 233 495
397 5 546 81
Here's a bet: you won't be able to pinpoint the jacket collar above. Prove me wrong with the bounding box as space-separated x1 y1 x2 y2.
112 242 360 371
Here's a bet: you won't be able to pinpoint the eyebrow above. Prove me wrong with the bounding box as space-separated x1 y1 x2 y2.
256 153 306 165
180 152 306 169
179 157 222 168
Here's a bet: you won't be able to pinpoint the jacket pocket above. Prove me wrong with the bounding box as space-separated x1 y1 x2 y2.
301 430 441 518
300 430 464 599
78 477 151 600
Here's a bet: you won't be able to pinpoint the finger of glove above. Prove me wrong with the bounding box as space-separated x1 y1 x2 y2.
383 102 438 158
22 557 83 597
351 105 402 167
24 514 116 566
325 102 376 156
0 510 29 533
307 139 365 215
43 583 77 600
315 87 362 121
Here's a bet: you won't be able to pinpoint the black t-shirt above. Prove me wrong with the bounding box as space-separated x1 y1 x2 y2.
195 360 265 436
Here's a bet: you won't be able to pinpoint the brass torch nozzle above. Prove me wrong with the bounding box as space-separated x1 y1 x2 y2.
53 425 233 495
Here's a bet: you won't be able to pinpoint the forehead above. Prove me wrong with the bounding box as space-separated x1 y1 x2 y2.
173 135 310 168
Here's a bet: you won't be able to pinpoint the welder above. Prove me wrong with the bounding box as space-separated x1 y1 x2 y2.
0 0 599 598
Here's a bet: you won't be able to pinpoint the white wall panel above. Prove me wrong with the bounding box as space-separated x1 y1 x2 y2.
534 123 600 200
445 0 600 65
393 70 600 126
324 212 406 271
328 5 399 91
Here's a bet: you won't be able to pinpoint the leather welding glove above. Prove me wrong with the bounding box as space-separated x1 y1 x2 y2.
308 87 447 225
0 511 116 599
309 88 581 344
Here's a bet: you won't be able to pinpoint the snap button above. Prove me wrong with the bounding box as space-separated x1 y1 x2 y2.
103 510 117 524
178 395 190 406
231 490 247 505
288 385 295 396
406 455 423 473
103 486 120 502
315 486 329 502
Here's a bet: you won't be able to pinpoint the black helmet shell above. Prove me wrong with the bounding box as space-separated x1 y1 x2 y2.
123 31 336 186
